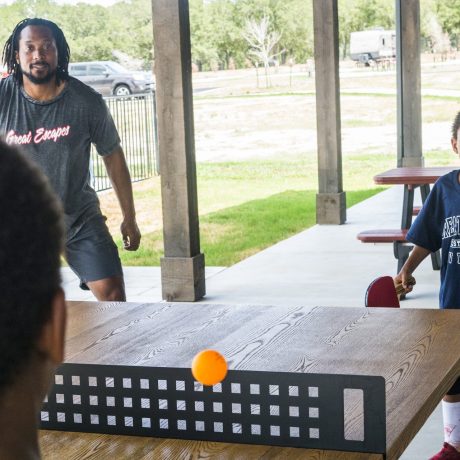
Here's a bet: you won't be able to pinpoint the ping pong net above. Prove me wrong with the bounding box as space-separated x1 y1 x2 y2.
40 363 386 454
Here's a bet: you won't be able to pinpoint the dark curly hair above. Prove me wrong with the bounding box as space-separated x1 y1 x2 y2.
2 18 70 85
0 138 64 392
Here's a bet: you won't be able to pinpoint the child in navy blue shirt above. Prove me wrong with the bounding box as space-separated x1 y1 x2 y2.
395 111 460 460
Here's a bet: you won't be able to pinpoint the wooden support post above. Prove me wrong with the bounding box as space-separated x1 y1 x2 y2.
152 0 205 301
396 0 423 167
313 0 346 225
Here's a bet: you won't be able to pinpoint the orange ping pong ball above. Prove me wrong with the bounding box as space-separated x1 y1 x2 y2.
191 349 228 386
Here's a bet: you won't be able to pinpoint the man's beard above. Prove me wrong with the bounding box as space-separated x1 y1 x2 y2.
21 63 56 84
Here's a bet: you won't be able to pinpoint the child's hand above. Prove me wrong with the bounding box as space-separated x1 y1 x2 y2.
394 273 416 295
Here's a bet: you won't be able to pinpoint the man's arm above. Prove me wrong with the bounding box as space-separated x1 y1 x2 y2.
103 146 141 251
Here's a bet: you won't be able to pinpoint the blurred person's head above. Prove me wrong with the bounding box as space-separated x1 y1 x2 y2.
2 18 70 86
451 112 460 155
0 138 66 459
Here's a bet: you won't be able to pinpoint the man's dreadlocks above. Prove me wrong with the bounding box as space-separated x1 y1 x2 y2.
2 18 70 85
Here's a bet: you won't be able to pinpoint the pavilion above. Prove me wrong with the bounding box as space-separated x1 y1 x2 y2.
152 0 423 301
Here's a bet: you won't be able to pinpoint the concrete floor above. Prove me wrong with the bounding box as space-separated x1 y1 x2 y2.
63 185 444 458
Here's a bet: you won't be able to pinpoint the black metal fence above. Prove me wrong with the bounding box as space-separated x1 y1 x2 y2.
91 92 158 192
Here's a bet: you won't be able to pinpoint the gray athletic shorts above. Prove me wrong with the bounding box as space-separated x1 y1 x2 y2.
65 215 123 290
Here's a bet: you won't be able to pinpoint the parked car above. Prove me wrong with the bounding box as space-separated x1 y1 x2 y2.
68 61 154 96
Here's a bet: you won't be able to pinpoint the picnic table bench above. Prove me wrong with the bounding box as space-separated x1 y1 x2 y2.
357 166 456 273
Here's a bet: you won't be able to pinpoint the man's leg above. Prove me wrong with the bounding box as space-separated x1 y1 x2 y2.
87 276 126 301
66 215 125 301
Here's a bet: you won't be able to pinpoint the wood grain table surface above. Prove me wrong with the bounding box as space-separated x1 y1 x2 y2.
373 166 457 187
39 301 460 459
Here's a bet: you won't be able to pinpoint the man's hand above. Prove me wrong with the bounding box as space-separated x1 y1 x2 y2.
121 218 141 250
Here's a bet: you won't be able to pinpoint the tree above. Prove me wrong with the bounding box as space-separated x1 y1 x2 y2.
243 15 281 86
434 0 460 49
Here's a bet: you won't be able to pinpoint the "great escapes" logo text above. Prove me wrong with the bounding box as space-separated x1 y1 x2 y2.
5 125 70 145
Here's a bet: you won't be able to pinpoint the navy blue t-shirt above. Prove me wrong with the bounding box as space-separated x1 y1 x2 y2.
407 169 460 308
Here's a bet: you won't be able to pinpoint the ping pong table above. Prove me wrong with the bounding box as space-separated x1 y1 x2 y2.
39 301 460 459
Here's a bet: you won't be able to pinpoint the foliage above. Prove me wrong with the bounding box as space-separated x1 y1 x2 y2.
1 0 459 77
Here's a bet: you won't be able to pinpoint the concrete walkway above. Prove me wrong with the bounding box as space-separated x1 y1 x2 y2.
62 185 443 458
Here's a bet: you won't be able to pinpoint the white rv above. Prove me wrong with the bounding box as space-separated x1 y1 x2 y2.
350 29 396 65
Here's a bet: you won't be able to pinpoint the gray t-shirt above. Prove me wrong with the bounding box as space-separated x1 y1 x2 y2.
0 76 120 236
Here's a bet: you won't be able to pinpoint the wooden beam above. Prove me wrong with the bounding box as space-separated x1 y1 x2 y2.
152 0 205 301
313 0 346 225
396 0 423 167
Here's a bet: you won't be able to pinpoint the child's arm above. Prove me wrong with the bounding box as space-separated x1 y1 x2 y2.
394 245 431 293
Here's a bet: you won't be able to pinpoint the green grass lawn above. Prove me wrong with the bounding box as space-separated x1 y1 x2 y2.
116 149 456 267
116 149 411 266
116 151 458 266
117 188 384 267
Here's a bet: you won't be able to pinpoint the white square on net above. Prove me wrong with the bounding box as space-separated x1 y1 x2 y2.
196 421 205 431
213 402 223 413
250 384 260 394
195 401 204 411
269 385 279 396
308 386 319 398
142 418 151 428
251 404 260 415
232 423 242 434
159 418 169 429
232 403 241 414
289 385 299 397
177 420 187 431
214 422 223 433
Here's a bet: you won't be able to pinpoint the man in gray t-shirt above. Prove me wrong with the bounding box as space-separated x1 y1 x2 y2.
0 18 141 301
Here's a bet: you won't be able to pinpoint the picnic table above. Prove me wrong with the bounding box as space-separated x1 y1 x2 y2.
39 300 460 459
358 166 458 272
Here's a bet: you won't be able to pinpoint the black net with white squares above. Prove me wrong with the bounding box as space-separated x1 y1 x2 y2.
40 363 385 454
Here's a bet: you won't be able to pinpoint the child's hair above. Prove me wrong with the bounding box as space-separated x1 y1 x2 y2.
0 139 64 391
452 111 460 139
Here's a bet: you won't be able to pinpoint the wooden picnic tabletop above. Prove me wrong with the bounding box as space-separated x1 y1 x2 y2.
374 166 457 186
